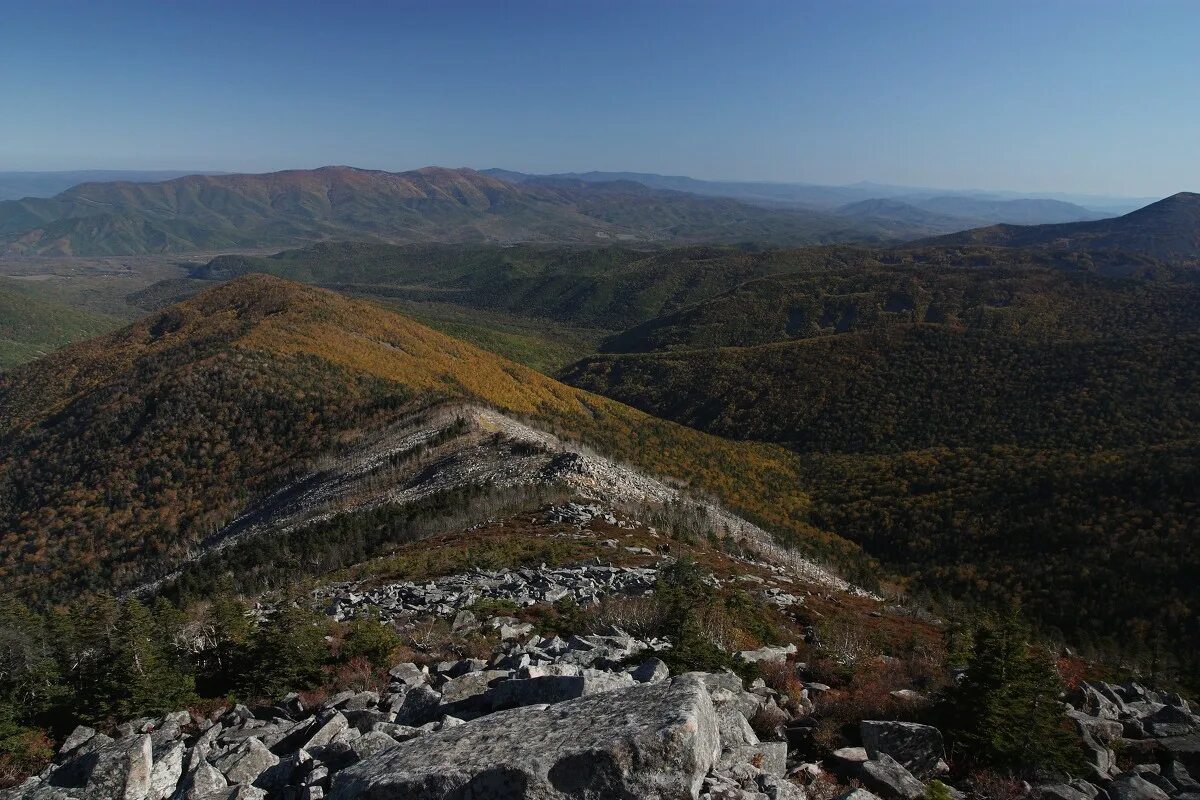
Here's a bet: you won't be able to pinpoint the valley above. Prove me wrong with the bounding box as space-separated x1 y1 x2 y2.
0 175 1197 800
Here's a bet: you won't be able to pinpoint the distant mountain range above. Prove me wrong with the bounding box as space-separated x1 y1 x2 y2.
924 191 1200 264
0 170 226 201
0 165 1189 258
0 166 990 256
484 168 1146 217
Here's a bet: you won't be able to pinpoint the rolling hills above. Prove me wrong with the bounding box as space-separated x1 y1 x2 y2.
925 191 1200 264
0 166 955 257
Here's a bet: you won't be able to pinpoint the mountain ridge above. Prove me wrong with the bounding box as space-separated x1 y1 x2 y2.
923 191 1200 263
0 273 865 600
0 166 949 256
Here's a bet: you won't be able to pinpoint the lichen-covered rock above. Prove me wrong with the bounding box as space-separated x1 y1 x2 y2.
330 674 719 800
488 671 633 711
212 738 278 787
47 734 152 800
859 753 925 800
860 721 944 780
148 742 184 800
1107 773 1170 800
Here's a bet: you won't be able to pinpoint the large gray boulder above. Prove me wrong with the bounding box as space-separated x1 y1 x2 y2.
1143 705 1200 738
330 674 719 799
860 721 944 780
47 734 152 800
488 671 633 711
1108 774 1170 800
172 761 227 799
1161 733 1200 773
1037 785 1092 800
859 753 926 800
148 742 184 800
393 686 442 726
212 738 278 787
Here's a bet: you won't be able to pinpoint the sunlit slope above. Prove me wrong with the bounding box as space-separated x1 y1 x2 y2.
0 275 860 599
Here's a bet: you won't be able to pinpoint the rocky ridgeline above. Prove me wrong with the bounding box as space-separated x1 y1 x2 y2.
315 561 659 623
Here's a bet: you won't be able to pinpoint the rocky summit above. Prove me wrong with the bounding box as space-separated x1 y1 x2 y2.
10 589 1200 800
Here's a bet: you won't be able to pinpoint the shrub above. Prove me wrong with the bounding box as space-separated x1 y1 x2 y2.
923 781 954 800
0 705 52 789
339 613 402 670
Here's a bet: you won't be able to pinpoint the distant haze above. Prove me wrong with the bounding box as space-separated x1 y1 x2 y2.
2 1 1197 197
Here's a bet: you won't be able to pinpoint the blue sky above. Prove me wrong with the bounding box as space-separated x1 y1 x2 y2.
1 0 1197 196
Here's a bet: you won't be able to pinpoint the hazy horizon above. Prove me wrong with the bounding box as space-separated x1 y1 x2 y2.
0 164 1165 207
2 1 1198 197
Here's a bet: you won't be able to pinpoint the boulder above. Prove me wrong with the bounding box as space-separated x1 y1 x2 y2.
173 761 228 799
303 713 349 751
1108 774 1169 800
48 734 152 800
757 773 805 800
826 746 869 779
1077 726 1117 780
147 742 184 800
1160 733 1200 773
1166 760 1200 792
859 753 926 800
350 730 398 761
631 657 670 684
488 671 632 710
212 738 278 787
56 727 98 761
836 791 885 800
439 670 510 711
1143 705 1199 738
717 708 760 749
1037 784 1092 800
387 663 427 687
393 686 442 726
718 742 788 777
330 675 719 800
738 645 796 664
860 720 945 780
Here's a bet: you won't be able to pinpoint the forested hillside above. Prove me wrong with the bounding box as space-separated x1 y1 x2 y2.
0 279 118 367
0 166 947 256
0 275 868 602
560 252 1200 677
925 191 1200 264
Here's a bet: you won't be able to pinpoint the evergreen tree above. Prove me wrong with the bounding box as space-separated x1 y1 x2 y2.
104 599 196 720
196 593 254 697
242 602 326 700
941 611 1081 777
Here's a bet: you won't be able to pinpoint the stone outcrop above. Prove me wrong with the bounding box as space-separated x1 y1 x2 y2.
330 675 719 799
4 632 795 800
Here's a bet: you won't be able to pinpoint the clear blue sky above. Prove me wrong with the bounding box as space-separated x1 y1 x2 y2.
1 0 1197 196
